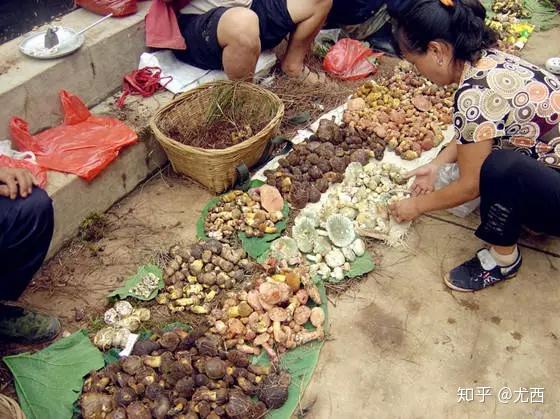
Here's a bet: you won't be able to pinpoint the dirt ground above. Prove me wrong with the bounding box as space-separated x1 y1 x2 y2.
3 22 560 418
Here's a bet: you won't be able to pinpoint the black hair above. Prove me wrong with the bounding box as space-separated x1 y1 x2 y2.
391 0 498 63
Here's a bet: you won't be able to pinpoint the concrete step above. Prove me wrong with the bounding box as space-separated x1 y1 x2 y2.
0 2 174 257
0 2 150 138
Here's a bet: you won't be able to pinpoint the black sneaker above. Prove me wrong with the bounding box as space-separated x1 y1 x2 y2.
0 303 61 344
444 248 522 292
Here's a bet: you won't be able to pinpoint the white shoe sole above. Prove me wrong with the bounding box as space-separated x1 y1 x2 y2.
443 272 517 292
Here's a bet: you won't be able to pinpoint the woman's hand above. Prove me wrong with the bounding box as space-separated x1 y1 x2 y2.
407 163 440 197
389 197 422 223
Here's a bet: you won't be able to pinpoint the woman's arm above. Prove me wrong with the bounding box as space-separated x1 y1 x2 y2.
389 141 492 222
433 140 458 166
408 140 459 196
417 141 491 212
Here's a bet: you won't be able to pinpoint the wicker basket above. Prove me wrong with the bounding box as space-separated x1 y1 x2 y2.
150 81 284 193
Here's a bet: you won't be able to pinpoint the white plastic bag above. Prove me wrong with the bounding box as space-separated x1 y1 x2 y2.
435 163 480 218
0 139 36 162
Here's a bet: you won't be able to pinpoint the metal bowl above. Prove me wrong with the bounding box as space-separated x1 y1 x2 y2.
19 27 85 59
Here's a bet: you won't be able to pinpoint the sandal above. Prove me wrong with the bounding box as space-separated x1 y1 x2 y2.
288 66 331 86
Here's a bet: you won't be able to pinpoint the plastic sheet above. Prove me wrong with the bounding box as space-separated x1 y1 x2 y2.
76 0 137 16
9 91 137 181
323 38 381 80
435 163 480 218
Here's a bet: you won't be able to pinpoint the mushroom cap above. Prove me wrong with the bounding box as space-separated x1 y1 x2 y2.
227 318 246 336
293 306 312 325
259 185 284 213
258 282 282 305
295 289 309 305
326 214 355 248
114 301 134 317
254 333 271 346
412 94 432 112
277 282 292 303
268 307 289 322
247 290 263 312
310 307 326 328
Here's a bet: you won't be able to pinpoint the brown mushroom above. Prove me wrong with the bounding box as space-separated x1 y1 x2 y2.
293 306 312 325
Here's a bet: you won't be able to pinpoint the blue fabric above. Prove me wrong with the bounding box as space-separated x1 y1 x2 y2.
0 188 53 300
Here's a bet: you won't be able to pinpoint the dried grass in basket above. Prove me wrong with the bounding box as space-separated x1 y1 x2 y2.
151 81 284 193
0 394 26 419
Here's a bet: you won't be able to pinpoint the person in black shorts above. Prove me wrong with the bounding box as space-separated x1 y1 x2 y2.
0 166 61 344
172 0 332 82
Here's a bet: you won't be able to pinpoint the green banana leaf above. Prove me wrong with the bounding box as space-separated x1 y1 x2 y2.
107 264 163 301
196 196 221 241
196 182 290 259
343 252 376 280
482 0 559 31
238 202 290 259
253 282 328 419
3 331 104 419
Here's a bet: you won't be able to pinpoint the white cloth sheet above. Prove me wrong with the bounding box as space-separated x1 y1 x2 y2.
138 50 277 94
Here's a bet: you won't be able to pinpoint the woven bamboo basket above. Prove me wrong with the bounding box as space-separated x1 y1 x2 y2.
0 394 26 419
151 81 284 193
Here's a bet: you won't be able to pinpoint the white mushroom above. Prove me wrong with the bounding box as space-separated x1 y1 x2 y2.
103 308 119 325
351 238 366 257
114 301 133 317
325 249 345 268
310 307 325 328
342 247 356 262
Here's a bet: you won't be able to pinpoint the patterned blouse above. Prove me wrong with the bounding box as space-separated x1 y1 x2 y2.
453 49 560 169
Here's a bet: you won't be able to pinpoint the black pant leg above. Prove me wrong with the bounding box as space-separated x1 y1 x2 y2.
0 188 54 300
475 149 560 246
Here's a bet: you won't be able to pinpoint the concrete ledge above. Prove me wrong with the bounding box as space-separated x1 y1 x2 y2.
0 2 150 138
45 90 173 257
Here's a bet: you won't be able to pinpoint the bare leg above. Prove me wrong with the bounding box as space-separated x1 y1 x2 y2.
492 244 517 255
281 0 332 78
217 8 261 80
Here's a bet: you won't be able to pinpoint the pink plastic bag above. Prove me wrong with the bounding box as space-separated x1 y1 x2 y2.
145 0 187 50
9 91 138 182
323 38 382 80
76 0 137 16
0 156 47 188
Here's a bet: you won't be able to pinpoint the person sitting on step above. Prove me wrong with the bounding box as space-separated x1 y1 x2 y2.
0 167 60 344
168 0 333 83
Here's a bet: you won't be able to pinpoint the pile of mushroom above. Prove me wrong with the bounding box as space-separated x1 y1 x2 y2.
321 162 410 236
81 330 291 419
344 62 455 160
276 211 366 282
265 118 385 209
129 272 161 300
204 187 284 241
157 241 256 315
492 0 530 18
207 265 325 362
94 301 151 350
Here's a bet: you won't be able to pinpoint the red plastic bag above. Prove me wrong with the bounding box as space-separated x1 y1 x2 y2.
9 91 138 182
0 156 47 188
323 38 382 80
145 0 187 50
76 0 137 16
